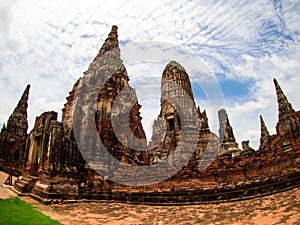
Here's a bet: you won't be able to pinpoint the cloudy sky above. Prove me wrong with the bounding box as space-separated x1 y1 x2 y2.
1 0 300 149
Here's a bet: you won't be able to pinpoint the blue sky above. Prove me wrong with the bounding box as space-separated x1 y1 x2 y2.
1 0 300 149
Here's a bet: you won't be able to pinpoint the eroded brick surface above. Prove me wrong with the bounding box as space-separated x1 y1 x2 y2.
30 187 300 225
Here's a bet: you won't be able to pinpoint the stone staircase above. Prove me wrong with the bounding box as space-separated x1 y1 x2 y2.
14 175 39 194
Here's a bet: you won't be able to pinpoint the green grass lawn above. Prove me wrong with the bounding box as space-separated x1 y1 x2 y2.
0 197 61 225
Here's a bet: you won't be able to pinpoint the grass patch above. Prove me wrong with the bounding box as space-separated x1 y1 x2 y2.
0 197 61 225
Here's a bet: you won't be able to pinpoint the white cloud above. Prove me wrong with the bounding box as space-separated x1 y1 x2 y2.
0 0 299 150
0 0 20 51
223 41 300 149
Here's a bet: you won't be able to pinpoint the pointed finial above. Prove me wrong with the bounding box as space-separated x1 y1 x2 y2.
218 109 236 142
203 109 207 118
273 78 294 120
1 123 6 132
15 84 30 113
6 85 29 135
23 84 30 97
97 25 119 58
201 109 209 130
260 115 270 136
259 115 271 150
86 25 121 73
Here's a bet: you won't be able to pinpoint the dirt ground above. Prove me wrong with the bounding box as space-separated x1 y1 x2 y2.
1 171 300 225
0 172 17 199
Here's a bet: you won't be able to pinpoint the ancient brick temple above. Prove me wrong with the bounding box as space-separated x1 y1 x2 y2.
0 85 29 176
0 26 300 204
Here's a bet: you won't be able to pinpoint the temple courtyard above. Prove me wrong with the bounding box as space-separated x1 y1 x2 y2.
1 172 299 225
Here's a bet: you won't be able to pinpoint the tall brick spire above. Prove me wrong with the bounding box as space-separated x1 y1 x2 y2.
7 85 30 137
259 115 271 150
85 25 124 80
0 85 30 171
94 25 119 60
63 26 123 133
273 78 294 121
161 61 195 102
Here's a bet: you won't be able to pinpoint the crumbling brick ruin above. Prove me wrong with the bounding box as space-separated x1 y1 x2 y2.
1 26 300 204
